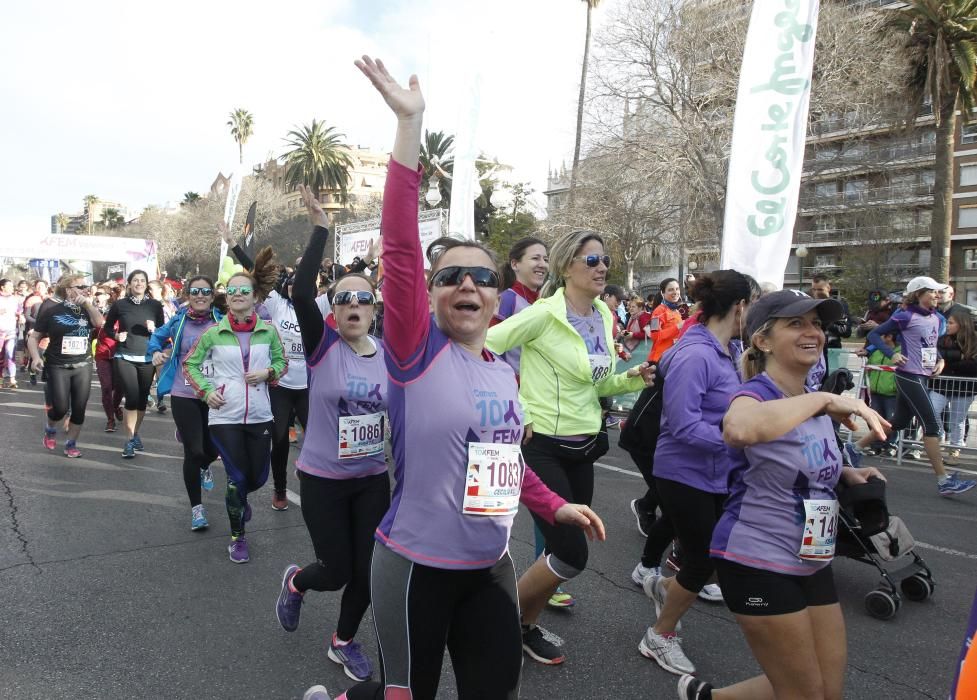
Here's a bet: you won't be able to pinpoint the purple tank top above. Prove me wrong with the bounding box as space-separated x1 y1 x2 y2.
295 330 387 480
378 318 526 570
710 373 841 575
171 316 217 399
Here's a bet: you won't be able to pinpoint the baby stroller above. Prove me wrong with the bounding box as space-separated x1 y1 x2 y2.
834 475 935 620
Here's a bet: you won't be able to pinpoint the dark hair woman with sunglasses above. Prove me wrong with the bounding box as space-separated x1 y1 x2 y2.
183 268 287 564
272 187 389 683
101 269 165 458
147 276 223 531
486 228 655 665
28 273 104 458
318 56 605 700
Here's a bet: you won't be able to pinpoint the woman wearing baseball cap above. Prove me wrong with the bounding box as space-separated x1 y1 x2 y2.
861 276 977 496
678 290 888 700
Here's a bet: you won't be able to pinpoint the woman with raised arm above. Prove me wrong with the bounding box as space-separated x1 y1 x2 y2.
147 276 223 531
183 260 286 563
678 290 888 700
322 56 605 700
28 274 104 458
272 187 389 683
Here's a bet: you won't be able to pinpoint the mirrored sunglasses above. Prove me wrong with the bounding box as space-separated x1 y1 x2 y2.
226 286 253 296
333 290 376 306
573 254 611 268
188 287 213 297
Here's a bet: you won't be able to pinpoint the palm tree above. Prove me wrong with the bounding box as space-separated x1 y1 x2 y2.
100 208 125 230
83 194 99 235
420 129 455 208
568 0 602 208
280 119 354 203
55 212 70 234
227 108 254 165
182 192 202 206
890 0 977 282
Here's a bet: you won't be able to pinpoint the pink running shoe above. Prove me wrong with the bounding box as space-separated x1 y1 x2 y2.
43 429 56 451
64 441 82 458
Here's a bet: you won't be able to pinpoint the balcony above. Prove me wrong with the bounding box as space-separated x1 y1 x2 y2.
809 103 932 138
805 139 936 174
795 225 930 246
800 182 935 211
801 262 927 279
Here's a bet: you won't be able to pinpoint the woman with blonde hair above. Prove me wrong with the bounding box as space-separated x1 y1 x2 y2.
27 273 104 457
487 227 655 664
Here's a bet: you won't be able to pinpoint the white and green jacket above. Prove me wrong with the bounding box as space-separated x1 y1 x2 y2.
183 315 287 425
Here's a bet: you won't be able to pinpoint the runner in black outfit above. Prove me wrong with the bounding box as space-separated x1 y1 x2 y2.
101 270 165 458
27 273 104 458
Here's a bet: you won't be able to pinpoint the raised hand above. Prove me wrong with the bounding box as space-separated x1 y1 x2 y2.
218 220 236 246
354 56 424 120
298 185 329 229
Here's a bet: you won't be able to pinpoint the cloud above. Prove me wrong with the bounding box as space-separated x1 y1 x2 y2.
0 0 615 236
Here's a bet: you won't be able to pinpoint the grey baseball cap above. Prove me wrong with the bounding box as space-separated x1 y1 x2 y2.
745 289 844 339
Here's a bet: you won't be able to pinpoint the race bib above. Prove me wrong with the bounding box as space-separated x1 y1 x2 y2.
462 442 523 517
285 339 304 361
588 353 611 383
185 361 215 385
799 499 838 560
61 336 87 356
921 347 937 371
338 412 384 459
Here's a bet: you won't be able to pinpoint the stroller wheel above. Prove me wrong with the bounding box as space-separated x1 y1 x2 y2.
900 574 935 602
865 589 900 620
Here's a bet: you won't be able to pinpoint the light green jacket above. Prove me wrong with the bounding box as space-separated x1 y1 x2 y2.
486 287 644 436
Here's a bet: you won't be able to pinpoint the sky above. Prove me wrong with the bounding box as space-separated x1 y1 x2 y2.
0 0 618 235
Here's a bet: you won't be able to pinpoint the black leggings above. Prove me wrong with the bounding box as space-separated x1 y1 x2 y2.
114 358 156 412
292 470 390 640
627 448 677 569
170 396 218 507
346 544 522 700
893 372 943 438
655 477 725 593
45 363 92 425
521 433 597 579
269 385 309 494
209 422 272 537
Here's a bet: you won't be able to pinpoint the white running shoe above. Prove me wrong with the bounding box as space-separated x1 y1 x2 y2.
697 583 723 602
632 562 661 587
639 626 695 675
642 574 682 631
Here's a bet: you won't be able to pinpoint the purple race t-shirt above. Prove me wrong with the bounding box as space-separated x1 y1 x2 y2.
170 315 218 399
295 331 387 480
711 373 842 575
567 306 611 384
890 306 941 376
495 287 534 375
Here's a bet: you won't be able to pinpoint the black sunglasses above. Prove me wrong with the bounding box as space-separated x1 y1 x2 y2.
333 290 376 306
573 254 611 268
188 287 213 297
430 266 501 289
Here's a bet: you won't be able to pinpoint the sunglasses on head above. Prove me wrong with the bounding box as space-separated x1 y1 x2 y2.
188 287 213 297
333 290 376 306
429 266 501 289
573 254 611 268
226 285 253 296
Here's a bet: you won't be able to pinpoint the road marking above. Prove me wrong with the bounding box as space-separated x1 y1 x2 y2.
914 541 977 560
2 412 32 417
595 461 641 477
286 488 301 507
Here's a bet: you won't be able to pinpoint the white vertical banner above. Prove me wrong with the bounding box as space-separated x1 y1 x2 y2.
720 1 820 289
219 172 242 267
448 73 482 241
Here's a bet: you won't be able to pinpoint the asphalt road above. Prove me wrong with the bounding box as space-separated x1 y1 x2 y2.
1 379 975 699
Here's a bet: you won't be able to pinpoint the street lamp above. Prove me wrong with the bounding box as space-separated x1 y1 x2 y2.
425 176 443 207
795 245 809 259
688 260 698 271
489 185 513 210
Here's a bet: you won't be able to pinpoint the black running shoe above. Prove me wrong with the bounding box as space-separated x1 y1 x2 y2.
630 498 654 537
522 625 565 665
678 674 713 699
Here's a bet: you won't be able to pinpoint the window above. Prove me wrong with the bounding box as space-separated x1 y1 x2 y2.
963 124 977 145
816 182 838 198
920 170 935 187
962 164 977 187
917 249 931 267
960 207 977 228
844 179 867 199
815 216 836 230
815 144 840 161
889 172 915 188
965 248 977 270
815 254 836 268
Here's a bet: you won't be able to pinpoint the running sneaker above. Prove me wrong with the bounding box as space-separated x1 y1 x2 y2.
272 491 289 511
122 439 135 459
666 546 683 573
547 589 576 608
8 379 17 390
630 498 654 537
939 473 977 497
43 428 56 451
697 583 723 603
64 441 82 459
521 625 565 665
289 427 298 444
131 434 144 451
677 673 714 699
302 686 331 700
191 504 208 531
29 372 37 386
228 536 249 563
115 407 123 421
104 419 116 433
175 428 182 444
276 565 303 632
328 637 373 681
157 400 167 414
631 563 661 587
944 449 961 466
638 627 695 675
642 574 682 631
200 467 214 492
605 415 621 429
